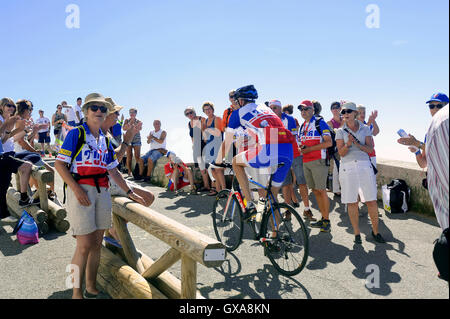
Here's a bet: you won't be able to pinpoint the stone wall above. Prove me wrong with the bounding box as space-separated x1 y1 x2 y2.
376 158 433 216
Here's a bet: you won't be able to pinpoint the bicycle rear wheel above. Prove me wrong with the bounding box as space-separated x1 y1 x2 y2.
212 190 244 252
262 203 309 277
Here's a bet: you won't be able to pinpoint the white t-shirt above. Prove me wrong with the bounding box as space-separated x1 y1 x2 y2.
63 106 77 122
149 129 166 150
35 116 50 133
74 104 84 121
0 115 15 153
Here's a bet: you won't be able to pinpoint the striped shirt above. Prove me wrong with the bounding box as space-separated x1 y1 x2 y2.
425 105 449 230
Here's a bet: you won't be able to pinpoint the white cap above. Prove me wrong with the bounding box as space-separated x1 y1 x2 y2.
269 100 282 107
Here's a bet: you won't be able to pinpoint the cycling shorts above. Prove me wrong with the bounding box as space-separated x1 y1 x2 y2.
235 143 293 187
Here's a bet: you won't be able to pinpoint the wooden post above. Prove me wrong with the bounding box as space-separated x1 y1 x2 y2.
97 246 167 299
138 249 204 299
142 247 181 280
38 221 49 236
47 200 67 219
7 189 48 223
32 169 53 213
181 254 197 299
37 180 49 212
112 213 145 274
48 218 70 233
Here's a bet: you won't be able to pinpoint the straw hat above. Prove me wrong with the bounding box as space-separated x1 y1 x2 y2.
105 97 124 115
82 93 113 112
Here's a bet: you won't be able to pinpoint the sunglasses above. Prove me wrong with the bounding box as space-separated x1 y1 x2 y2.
429 104 444 110
89 105 108 113
341 109 354 115
300 107 312 112
185 111 194 116
114 111 120 116
331 106 341 110
5 104 15 108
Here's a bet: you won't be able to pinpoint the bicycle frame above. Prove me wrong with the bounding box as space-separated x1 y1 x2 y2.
222 172 281 238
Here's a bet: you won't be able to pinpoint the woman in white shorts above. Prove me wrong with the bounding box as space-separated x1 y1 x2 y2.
335 102 385 245
55 93 146 299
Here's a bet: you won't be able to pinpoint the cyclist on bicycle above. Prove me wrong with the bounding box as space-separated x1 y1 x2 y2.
215 85 295 220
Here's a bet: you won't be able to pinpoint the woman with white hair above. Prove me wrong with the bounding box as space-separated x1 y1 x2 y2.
55 93 145 299
336 102 385 245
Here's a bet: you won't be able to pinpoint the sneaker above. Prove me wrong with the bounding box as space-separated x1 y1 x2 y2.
292 202 300 208
83 289 98 299
19 197 40 207
243 202 257 221
134 175 144 181
372 231 386 243
143 176 151 183
354 234 362 244
303 209 317 222
320 220 331 233
1 216 18 223
310 218 323 228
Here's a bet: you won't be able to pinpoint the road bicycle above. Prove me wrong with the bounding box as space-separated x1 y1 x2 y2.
211 163 309 277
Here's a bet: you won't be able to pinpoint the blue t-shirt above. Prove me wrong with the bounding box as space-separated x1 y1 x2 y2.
111 123 122 137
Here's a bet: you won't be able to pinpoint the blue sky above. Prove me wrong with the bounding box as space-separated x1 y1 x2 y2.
1 0 448 163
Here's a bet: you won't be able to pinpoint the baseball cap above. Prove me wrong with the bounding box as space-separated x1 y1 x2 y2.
426 92 449 104
330 101 341 109
269 100 282 107
297 100 313 109
341 102 357 112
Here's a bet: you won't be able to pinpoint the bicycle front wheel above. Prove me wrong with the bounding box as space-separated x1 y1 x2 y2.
262 203 309 277
212 190 244 252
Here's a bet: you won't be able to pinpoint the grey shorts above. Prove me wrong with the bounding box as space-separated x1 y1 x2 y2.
65 184 112 236
281 156 306 187
303 159 328 190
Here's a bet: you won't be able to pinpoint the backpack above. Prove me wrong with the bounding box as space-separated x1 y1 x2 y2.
13 211 39 245
300 115 338 168
386 179 410 214
62 125 111 203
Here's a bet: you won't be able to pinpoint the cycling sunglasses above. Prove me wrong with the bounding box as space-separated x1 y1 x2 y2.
341 109 354 115
428 104 444 110
300 107 312 112
89 105 108 113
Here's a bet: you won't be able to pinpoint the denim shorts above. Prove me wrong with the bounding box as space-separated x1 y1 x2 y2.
142 149 164 164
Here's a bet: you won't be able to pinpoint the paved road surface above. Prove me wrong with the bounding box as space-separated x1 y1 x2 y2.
0 172 448 299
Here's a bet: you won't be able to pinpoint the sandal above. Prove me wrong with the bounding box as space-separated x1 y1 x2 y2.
197 187 209 193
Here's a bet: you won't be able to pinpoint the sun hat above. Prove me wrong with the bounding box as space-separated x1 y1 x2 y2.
105 97 124 115
341 102 357 112
82 93 113 112
426 92 449 104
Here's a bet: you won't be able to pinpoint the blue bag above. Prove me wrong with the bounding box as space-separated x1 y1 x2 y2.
12 211 39 245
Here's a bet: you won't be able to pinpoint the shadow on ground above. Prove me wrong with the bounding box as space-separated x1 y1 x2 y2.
198 251 311 299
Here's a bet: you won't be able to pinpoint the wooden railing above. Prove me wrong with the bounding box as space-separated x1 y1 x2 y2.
98 196 226 299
